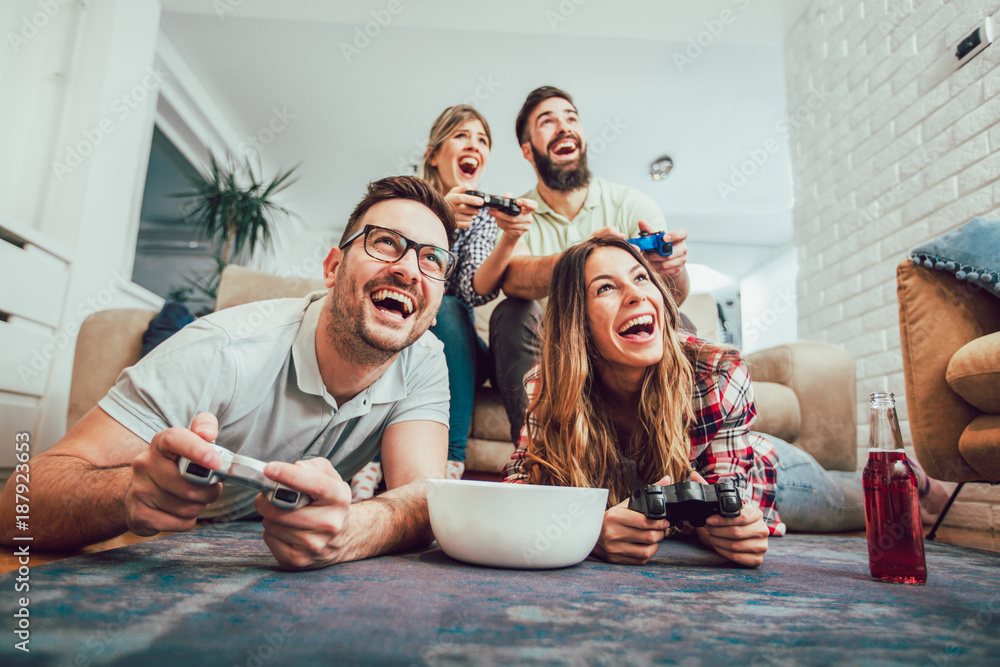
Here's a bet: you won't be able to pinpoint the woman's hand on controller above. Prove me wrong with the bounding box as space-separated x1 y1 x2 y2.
592 475 671 565
690 469 769 568
491 193 537 242
444 186 485 229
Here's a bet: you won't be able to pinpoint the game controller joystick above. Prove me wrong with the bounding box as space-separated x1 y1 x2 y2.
627 231 673 257
464 190 521 217
178 443 311 511
628 479 743 527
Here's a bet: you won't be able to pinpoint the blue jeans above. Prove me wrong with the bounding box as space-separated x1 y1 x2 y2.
430 296 492 461
765 434 866 532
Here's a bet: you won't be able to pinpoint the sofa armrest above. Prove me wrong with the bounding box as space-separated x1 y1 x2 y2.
68 309 158 429
744 341 857 471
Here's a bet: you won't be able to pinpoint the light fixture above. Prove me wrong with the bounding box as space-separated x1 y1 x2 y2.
648 155 674 181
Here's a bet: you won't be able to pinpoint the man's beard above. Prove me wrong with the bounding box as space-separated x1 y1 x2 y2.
325 270 431 369
532 138 591 192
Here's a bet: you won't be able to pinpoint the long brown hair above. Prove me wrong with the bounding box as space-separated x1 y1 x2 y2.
421 105 492 195
523 237 699 506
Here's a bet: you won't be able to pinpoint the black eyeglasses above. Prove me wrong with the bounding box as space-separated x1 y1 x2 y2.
339 225 456 281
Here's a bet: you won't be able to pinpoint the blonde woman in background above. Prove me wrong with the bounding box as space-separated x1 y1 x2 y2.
352 105 536 499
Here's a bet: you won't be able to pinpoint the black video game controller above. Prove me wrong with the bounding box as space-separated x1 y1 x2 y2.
627 231 673 257
464 190 521 217
178 443 311 511
628 479 743 526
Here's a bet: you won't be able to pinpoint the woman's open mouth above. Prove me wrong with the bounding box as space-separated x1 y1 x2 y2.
457 155 480 177
616 314 655 341
370 289 415 321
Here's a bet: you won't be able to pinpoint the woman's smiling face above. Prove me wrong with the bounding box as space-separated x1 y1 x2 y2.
428 119 490 191
584 247 666 374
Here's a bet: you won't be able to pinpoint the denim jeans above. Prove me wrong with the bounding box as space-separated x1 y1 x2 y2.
430 296 492 461
765 433 866 532
488 297 543 444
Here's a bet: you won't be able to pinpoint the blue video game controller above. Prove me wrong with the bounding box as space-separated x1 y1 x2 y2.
178 443 311 511
627 231 673 257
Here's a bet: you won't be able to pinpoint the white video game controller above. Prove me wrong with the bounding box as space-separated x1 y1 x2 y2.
178 443 311 510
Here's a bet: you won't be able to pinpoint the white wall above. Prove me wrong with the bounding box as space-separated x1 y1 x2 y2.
2 0 165 450
156 12 795 284
0 0 83 228
740 246 798 353
786 0 1000 530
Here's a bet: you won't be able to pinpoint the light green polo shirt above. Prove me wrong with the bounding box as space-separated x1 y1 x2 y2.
520 176 667 257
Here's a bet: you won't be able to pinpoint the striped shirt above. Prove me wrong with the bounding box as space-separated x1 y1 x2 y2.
501 335 786 536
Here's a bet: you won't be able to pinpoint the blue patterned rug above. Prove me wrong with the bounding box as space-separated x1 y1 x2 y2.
3 521 999 666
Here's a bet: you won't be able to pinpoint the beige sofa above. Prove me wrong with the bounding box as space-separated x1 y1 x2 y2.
69 265 858 475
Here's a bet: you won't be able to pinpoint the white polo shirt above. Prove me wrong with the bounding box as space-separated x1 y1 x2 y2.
99 291 449 519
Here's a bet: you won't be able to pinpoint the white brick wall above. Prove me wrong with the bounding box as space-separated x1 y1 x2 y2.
785 0 1000 531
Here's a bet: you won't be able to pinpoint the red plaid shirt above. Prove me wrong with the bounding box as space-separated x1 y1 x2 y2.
501 335 786 536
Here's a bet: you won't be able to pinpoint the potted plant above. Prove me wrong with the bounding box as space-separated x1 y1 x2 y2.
174 154 299 303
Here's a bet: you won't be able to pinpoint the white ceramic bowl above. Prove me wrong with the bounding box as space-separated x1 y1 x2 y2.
426 479 609 569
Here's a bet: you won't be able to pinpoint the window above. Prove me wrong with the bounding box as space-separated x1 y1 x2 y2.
132 127 219 314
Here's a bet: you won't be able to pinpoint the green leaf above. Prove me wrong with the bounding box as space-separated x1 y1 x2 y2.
169 153 301 299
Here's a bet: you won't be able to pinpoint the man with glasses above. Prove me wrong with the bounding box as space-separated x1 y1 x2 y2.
0 177 455 570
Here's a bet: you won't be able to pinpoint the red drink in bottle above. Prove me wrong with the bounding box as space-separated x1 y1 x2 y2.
863 450 926 583
862 393 926 584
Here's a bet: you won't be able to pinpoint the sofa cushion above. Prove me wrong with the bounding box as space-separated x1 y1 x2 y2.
957 414 1000 480
465 437 516 474
752 381 801 443
216 265 325 311
947 332 1000 413
471 386 512 442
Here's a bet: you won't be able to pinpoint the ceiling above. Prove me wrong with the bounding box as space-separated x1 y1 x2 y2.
161 0 810 44
156 0 811 290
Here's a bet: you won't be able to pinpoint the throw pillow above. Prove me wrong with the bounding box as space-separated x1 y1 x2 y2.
946 332 1000 413
141 301 195 358
908 217 1000 298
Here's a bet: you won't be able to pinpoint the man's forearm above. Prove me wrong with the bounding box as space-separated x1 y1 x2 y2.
500 253 560 300
339 480 434 562
0 454 131 550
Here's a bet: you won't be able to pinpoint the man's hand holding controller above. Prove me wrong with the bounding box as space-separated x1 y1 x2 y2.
126 413 354 570
178 443 310 510
126 413 229 537
634 220 688 279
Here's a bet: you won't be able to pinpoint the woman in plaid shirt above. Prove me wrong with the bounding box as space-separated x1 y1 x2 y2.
501 237 898 567
351 105 536 499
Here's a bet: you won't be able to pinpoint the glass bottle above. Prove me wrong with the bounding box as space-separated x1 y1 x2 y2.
862 392 926 584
